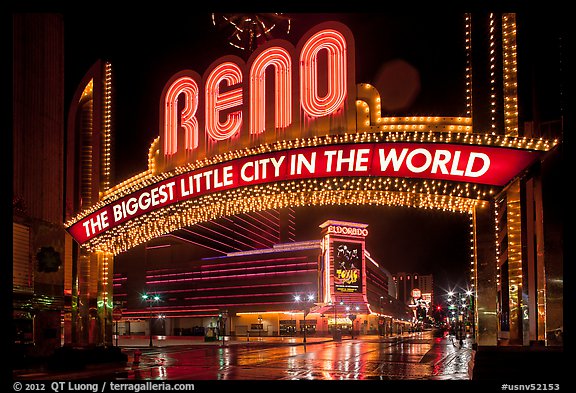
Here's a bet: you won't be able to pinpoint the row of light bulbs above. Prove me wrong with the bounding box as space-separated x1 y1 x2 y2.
85 179 487 255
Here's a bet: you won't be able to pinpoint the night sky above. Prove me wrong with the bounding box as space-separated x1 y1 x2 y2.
61 10 469 180
52 6 526 303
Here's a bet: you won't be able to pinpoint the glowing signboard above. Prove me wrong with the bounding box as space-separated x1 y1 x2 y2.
327 225 369 237
68 142 541 244
411 288 422 299
333 241 362 293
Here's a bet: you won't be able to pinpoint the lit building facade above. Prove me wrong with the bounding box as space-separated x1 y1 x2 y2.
113 220 412 338
392 272 434 324
392 272 433 306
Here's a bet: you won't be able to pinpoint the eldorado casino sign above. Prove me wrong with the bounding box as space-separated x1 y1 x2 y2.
65 22 552 254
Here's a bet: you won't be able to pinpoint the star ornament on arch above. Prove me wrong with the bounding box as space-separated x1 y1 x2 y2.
211 13 291 52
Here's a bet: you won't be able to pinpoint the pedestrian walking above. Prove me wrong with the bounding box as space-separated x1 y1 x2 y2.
454 324 464 347
448 325 456 346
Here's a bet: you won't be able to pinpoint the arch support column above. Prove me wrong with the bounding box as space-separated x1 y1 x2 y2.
65 248 114 347
473 201 498 346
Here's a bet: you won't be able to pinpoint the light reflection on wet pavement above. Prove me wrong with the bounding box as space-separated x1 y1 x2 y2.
119 331 473 381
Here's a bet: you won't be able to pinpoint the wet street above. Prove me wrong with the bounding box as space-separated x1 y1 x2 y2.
13 331 474 381
114 331 473 381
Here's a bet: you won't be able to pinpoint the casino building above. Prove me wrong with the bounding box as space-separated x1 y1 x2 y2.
113 219 412 338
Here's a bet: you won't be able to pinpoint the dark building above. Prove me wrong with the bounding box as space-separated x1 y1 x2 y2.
12 14 66 358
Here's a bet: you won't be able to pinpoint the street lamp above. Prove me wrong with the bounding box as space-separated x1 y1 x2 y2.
218 310 228 345
465 289 475 336
345 305 359 339
328 299 343 341
354 306 359 338
328 301 335 338
378 296 385 336
335 300 344 340
142 293 160 347
345 306 351 339
295 294 315 344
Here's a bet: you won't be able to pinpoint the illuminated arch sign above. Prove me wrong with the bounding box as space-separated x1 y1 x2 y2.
69 142 540 243
65 21 552 253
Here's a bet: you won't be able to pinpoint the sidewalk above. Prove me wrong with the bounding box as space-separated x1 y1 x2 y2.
115 334 331 348
468 344 564 380
114 333 412 348
114 333 428 349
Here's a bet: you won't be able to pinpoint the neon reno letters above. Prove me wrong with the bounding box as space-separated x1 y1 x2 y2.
68 143 541 244
300 29 347 117
205 62 243 141
250 47 292 135
164 76 200 154
160 24 353 166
